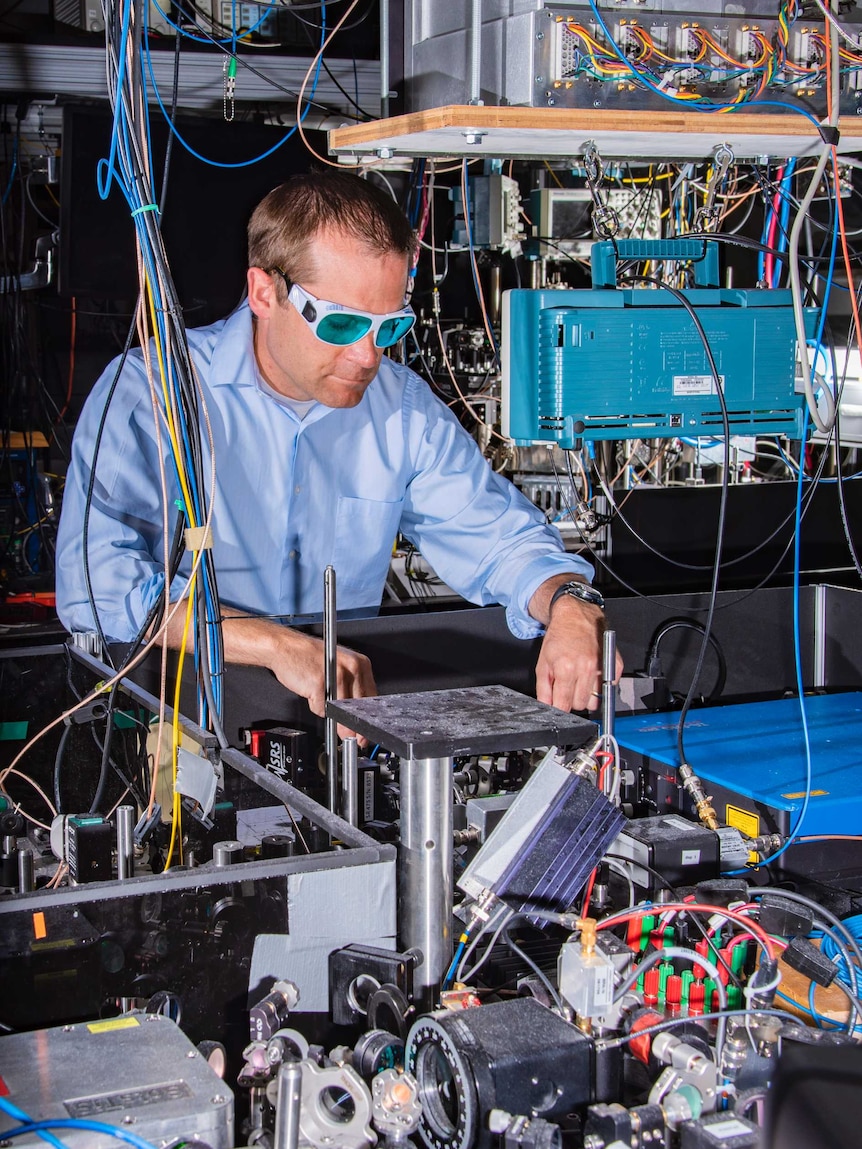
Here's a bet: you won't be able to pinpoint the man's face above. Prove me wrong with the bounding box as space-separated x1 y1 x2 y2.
247 225 411 409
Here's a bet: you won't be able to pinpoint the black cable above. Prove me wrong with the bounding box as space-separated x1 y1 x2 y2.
158 28 182 218
624 275 730 772
596 469 813 573
318 57 373 119
160 0 360 118
604 852 741 989
500 919 564 1011
646 618 728 702
80 326 137 668
52 724 72 814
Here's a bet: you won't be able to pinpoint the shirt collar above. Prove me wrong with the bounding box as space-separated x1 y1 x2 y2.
209 301 260 388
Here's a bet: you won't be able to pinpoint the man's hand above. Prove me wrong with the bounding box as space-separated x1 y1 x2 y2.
529 576 623 713
171 608 376 738
267 627 377 738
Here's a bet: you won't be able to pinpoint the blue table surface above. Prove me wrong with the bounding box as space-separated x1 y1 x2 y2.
614 692 862 817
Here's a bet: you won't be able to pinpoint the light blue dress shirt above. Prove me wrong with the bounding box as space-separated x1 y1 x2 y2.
55 303 592 643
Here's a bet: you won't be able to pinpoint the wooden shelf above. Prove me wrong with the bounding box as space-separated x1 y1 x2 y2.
5 432 49 450
330 104 862 162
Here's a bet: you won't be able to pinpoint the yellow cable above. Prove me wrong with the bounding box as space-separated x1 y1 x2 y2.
144 275 197 526
164 569 196 868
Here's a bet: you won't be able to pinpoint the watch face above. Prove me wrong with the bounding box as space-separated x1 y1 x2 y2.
573 586 603 607
552 582 604 612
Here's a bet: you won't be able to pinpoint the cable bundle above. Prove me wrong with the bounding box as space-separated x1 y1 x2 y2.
98 0 225 745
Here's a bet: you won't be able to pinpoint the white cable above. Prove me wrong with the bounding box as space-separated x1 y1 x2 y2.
788 4 840 434
457 904 514 983
811 0 862 50
598 732 623 803
605 857 636 906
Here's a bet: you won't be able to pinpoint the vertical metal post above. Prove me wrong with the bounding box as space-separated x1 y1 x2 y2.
324 566 339 815
399 755 453 1011
602 629 616 746
117 804 135 880
380 0 390 119
469 0 483 104
342 736 359 827
17 848 34 893
813 584 827 689
273 1061 303 1149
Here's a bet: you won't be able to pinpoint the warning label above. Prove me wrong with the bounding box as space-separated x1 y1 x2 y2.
726 804 759 839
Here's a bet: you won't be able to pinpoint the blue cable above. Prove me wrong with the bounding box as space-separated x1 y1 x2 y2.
750 410 811 867
584 0 825 129
444 938 467 989
97 0 135 201
0 1098 68 1149
1 135 18 206
820 913 862 985
774 986 852 1031
0 1121 158 1149
148 0 276 45
772 158 797 288
729 163 841 874
142 2 326 169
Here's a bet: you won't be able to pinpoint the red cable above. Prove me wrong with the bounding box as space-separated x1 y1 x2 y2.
595 901 776 960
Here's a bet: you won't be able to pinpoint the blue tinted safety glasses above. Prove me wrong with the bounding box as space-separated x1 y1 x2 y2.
271 270 416 349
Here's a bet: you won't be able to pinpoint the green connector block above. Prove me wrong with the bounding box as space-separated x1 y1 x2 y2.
658 961 674 994
704 977 717 1011
0 721 28 742
640 915 656 951
731 944 748 975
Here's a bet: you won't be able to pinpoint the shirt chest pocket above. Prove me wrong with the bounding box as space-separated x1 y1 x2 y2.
332 495 404 597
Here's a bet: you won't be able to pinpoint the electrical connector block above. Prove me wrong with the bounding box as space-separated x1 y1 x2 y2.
783 937 839 988
558 930 615 1022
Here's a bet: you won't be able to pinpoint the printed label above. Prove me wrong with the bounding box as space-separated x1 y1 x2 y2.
66 1081 192 1118
725 804 759 839
672 373 725 397
681 850 701 865
705 1120 756 1140
363 770 375 821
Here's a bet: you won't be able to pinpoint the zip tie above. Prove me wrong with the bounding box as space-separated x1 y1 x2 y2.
184 524 213 551
130 203 160 217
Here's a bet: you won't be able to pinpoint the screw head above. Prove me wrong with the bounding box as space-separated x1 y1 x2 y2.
536 31 544 39
535 76 544 84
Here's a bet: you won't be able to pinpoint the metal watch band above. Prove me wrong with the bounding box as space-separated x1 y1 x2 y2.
549 580 605 614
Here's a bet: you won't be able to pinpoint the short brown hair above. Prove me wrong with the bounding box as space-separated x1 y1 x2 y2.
248 170 416 287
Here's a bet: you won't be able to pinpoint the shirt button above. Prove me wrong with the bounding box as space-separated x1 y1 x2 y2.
288 550 296 560
294 485 301 495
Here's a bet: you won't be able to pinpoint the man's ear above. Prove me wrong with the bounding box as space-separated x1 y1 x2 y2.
247 266 277 319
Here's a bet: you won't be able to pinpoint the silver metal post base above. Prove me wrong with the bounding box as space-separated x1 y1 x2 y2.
399 755 453 1011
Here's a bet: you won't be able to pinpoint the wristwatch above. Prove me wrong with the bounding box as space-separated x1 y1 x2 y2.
549 580 605 614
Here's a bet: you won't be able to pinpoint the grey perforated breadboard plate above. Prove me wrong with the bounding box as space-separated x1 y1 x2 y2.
327 684 596 758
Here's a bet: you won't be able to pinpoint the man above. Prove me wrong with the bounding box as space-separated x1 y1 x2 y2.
56 171 616 722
